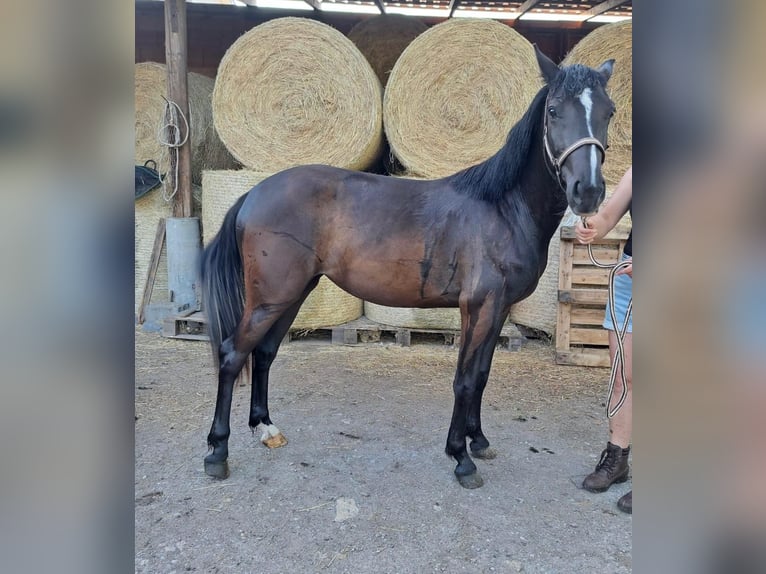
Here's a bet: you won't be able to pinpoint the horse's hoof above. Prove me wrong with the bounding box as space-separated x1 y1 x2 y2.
471 447 497 460
262 432 288 449
204 458 230 479
456 472 484 489
260 424 288 449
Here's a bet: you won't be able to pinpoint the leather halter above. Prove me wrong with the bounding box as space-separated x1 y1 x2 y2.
542 103 606 189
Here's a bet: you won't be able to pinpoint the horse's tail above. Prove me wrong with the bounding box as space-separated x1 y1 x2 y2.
200 193 249 368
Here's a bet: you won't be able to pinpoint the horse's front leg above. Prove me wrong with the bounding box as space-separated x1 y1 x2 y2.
447 294 506 488
466 305 510 460
466 380 497 460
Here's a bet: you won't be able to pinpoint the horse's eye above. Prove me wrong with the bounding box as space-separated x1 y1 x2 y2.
548 106 557 118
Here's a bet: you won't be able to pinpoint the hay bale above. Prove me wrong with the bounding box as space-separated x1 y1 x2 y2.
135 62 237 184
347 15 428 88
201 169 362 330
201 170 271 245
383 19 542 178
563 20 632 187
212 17 383 173
134 184 202 315
364 303 462 331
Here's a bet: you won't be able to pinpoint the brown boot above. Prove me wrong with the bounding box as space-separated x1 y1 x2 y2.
617 490 632 514
582 442 630 493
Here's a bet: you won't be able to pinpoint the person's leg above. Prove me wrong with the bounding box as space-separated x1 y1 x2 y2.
582 330 632 493
607 331 632 448
608 331 633 513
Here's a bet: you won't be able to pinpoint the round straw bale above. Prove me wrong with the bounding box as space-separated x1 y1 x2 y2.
384 19 542 179
212 17 383 173
563 20 632 187
135 63 237 184
135 184 202 315
364 302 462 331
201 169 362 330
347 15 428 88
293 276 363 331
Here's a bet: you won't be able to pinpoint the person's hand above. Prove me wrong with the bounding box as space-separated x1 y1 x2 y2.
616 258 632 278
575 217 599 244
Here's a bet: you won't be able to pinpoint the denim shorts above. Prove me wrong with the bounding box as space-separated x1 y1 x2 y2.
603 253 632 333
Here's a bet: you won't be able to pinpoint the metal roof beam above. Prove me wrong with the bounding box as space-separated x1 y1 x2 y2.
448 0 462 18
517 0 543 17
371 0 386 14
302 0 321 10
583 0 629 19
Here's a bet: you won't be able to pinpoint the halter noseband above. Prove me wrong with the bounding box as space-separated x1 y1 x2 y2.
543 103 606 188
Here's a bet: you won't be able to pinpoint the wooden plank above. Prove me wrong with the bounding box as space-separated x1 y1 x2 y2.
558 237 574 291
395 329 411 346
186 310 208 323
558 288 608 305
137 218 166 324
555 237 574 354
572 267 611 286
560 226 627 242
556 349 610 368
572 245 620 265
570 306 605 326
570 327 609 346
332 327 358 345
164 333 209 342
555 302 571 353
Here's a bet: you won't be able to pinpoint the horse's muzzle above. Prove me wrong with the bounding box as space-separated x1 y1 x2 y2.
568 180 605 216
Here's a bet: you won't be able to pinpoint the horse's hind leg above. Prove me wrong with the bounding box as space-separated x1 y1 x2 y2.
204 307 285 479
249 278 320 449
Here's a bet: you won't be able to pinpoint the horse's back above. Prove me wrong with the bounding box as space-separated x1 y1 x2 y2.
237 165 442 234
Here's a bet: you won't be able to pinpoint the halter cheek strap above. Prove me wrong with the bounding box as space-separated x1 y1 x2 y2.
543 114 606 186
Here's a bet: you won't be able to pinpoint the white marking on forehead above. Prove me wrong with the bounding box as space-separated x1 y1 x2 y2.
579 88 594 136
578 88 598 187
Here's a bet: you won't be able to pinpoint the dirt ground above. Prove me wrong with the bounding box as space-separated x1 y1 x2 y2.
135 328 631 574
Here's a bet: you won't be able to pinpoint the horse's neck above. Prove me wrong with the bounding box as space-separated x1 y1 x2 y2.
508 136 568 245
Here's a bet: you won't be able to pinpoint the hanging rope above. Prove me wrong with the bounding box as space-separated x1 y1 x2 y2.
581 217 633 419
156 96 190 203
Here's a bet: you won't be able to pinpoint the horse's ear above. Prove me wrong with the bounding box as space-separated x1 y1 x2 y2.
534 44 559 85
597 59 615 83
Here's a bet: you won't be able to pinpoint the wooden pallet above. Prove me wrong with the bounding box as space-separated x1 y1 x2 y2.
162 309 208 341
290 316 523 351
162 312 524 351
555 226 627 367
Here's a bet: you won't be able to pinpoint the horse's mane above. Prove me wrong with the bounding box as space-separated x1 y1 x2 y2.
449 62 609 203
449 85 549 202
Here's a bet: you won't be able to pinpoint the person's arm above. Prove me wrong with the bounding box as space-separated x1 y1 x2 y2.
575 166 632 243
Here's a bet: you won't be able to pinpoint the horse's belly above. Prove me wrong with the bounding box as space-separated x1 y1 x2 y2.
325 257 460 308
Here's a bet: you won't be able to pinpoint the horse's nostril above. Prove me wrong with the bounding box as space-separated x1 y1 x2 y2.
572 180 581 200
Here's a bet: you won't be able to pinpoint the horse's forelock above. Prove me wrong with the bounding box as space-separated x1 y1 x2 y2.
553 64 607 97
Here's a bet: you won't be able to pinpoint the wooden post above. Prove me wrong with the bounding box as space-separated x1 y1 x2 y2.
164 0 193 218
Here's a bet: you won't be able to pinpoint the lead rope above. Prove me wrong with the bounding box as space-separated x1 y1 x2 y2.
581 216 632 419
156 96 190 203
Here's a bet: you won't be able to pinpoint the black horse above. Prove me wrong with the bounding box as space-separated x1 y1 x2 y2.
200 46 615 488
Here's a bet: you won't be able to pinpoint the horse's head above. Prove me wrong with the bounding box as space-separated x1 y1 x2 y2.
535 45 615 216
